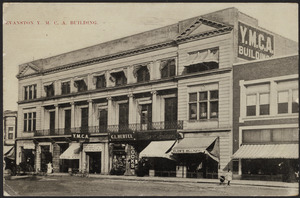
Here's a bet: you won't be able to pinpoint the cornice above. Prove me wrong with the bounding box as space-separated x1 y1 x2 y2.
18 26 232 80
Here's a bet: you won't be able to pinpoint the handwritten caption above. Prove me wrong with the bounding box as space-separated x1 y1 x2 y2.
5 21 98 25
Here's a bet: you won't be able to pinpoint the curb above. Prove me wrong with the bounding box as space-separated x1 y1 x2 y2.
48 173 298 189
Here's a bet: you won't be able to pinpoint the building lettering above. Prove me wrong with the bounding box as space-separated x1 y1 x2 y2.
238 22 274 61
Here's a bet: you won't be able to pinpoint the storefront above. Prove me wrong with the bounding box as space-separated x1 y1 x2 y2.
16 140 36 172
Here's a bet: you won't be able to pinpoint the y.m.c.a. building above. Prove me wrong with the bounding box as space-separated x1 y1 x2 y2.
16 7 297 178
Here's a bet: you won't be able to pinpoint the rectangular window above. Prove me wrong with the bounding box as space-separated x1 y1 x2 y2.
8 133 13 139
246 95 256 116
99 109 108 132
96 75 106 89
23 112 36 132
161 59 176 79
24 84 37 100
137 66 150 83
8 127 13 131
278 91 288 114
61 81 71 95
114 72 127 86
292 89 299 113
188 90 218 120
45 84 55 97
259 93 269 115
75 80 87 92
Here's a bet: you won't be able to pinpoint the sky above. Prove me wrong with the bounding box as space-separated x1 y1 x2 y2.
3 3 298 111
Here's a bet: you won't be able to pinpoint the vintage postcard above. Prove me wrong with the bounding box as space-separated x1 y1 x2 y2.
3 2 298 196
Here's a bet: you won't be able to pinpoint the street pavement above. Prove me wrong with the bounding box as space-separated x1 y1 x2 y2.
3 174 299 196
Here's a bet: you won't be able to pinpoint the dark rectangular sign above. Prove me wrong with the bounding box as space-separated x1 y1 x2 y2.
109 133 136 142
71 133 89 139
238 21 274 60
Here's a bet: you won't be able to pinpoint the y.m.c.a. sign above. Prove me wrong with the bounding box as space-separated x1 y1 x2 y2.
238 22 274 60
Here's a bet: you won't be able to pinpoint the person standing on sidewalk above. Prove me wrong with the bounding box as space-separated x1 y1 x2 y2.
225 169 232 186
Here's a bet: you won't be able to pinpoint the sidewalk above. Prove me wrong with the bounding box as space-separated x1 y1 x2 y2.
51 173 299 189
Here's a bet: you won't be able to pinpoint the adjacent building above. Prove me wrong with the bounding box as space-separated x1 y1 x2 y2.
232 54 299 182
16 7 298 178
3 110 17 168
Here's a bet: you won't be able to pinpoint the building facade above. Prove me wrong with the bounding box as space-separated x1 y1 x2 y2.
16 8 298 178
3 110 17 170
232 55 299 182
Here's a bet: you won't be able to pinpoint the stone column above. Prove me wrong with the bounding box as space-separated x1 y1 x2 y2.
54 104 59 129
88 99 93 127
71 102 75 129
40 106 45 130
151 91 158 122
107 97 113 125
128 93 135 124
52 143 60 173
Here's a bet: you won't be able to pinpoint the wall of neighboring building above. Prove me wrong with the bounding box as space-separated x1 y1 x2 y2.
232 55 299 153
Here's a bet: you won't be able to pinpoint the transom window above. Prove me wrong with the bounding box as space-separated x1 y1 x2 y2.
24 84 37 100
23 112 36 132
189 90 219 120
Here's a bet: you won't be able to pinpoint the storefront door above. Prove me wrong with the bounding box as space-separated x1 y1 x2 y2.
87 152 101 174
40 145 52 172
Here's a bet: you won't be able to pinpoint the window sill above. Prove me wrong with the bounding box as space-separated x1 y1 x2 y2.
188 118 218 123
240 114 298 123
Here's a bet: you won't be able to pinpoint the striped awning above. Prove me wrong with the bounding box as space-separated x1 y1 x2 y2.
232 144 299 159
60 143 80 160
4 146 15 160
172 137 217 154
140 140 177 160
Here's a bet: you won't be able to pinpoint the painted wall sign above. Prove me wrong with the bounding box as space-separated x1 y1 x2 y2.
109 133 136 141
72 133 89 139
238 21 274 60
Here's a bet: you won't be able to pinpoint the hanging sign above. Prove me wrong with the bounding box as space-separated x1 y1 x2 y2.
238 21 274 60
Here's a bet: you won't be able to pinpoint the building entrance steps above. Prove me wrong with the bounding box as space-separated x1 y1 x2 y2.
48 173 299 189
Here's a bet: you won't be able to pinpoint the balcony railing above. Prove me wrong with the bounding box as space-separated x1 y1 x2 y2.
107 121 183 133
34 121 183 136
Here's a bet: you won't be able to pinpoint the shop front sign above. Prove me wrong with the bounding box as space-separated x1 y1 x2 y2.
83 144 103 152
109 133 136 142
71 133 89 140
23 142 35 149
238 21 274 60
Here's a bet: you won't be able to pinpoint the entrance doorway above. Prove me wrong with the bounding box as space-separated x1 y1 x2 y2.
87 152 101 174
40 145 52 172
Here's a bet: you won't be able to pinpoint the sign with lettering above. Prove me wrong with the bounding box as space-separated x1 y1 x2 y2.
172 148 204 154
109 133 136 142
238 21 274 60
71 133 89 140
129 148 137 169
83 143 103 152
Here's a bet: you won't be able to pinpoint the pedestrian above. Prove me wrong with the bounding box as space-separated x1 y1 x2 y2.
225 169 232 186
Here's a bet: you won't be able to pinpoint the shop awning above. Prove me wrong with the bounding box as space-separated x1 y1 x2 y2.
232 144 299 159
4 146 15 160
60 143 80 160
139 140 177 160
172 137 217 154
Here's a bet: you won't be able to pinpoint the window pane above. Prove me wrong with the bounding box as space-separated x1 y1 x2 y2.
34 85 37 99
210 101 218 118
260 93 269 105
210 90 218 100
199 102 207 119
260 104 269 115
189 93 197 102
33 119 36 131
169 60 176 77
199 92 208 101
24 119 27 132
189 104 197 120
278 91 288 103
24 87 28 100
246 95 256 106
24 113 27 119
292 89 299 113
247 106 256 116
278 103 288 114
29 86 32 99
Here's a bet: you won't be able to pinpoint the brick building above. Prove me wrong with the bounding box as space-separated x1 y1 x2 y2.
232 55 298 182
